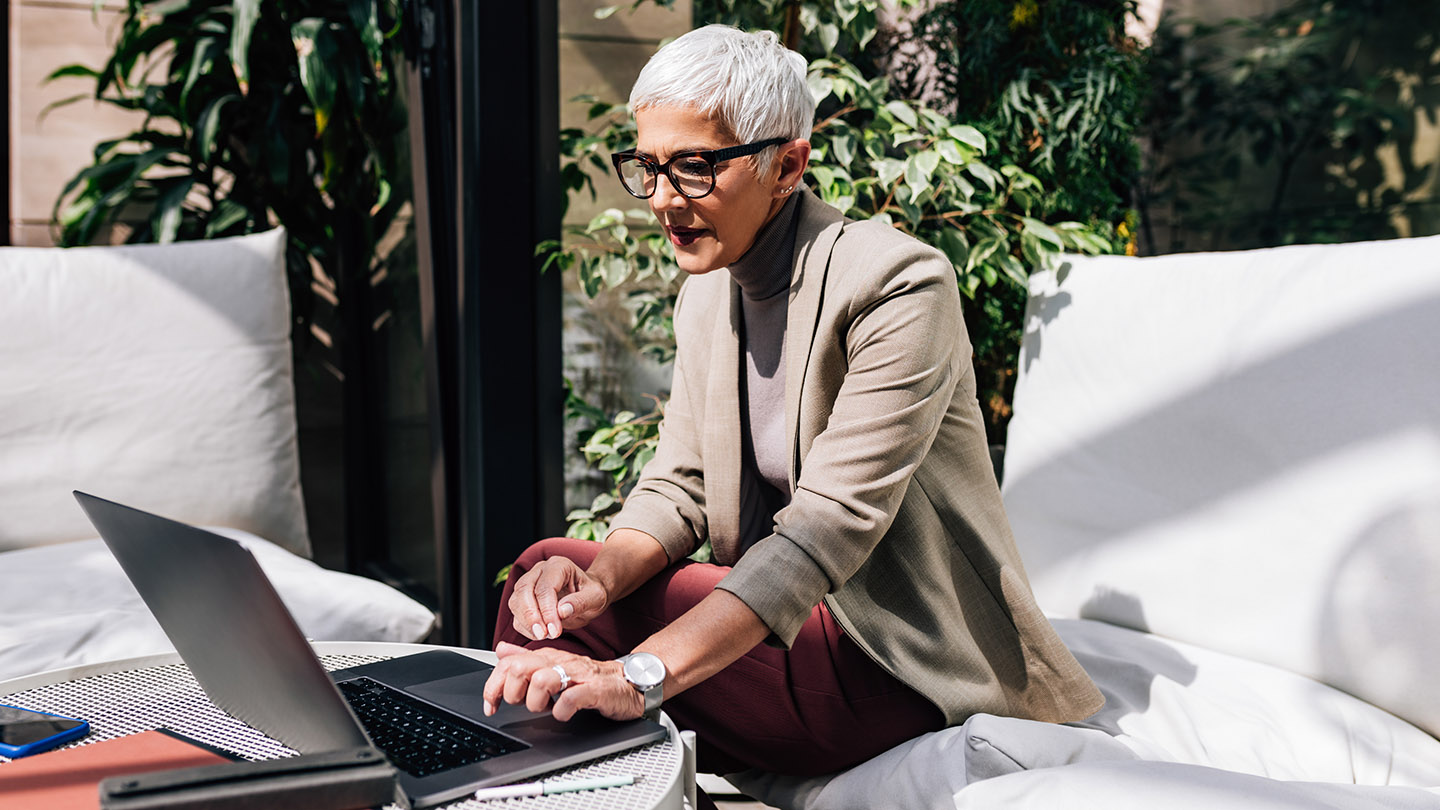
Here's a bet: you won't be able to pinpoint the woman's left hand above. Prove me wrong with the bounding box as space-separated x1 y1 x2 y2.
481 641 645 722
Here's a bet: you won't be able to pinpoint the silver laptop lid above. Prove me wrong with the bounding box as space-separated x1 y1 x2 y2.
75 491 370 754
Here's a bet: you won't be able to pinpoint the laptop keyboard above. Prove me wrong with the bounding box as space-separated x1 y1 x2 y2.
338 677 528 778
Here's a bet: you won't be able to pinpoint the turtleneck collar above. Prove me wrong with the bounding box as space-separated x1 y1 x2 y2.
726 192 801 301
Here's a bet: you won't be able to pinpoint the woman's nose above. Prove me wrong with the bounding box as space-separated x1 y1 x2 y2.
650 172 688 211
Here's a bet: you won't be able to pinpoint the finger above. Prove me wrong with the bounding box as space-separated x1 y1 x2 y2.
501 660 535 708
557 581 607 629
550 678 640 723
525 665 566 713
494 640 527 659
549 681 597 723
530 562 578 639
509 572 546 641
481 667 502 716
482 657 521 716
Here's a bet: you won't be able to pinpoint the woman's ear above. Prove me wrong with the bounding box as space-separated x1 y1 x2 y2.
772 139 812 198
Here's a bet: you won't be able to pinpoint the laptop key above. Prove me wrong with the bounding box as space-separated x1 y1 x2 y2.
337 677 528 778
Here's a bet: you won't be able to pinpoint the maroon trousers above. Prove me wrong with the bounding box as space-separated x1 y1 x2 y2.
493 538 944 776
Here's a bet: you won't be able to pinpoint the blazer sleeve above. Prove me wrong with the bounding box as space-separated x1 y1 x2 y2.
716 234 966 647
606 281 708 563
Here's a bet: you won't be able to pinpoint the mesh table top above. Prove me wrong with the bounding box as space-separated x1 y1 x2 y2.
0 650 685 809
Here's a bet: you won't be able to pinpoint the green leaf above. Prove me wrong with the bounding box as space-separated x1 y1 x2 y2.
948 125 987 153
885 100 919 129
205 199 251 237
632 444 655 471
966 236 1003 273
230 0 262 92
348 0 384 69
873 157 906 189
965 162 1003 193
196 93 238 163
807 74 835 105
152 177 196 243
818 23 840 54
598 453 626 472
935 227 969 269
602 253 629 288
180 37 222 115
998 252 1029 287
590 492 616 513
1022 217 1065 251
292 18 338 136
936 139 966 165
830 131 857 167
809 164 836 192
586 208 624 232
44 64 100 82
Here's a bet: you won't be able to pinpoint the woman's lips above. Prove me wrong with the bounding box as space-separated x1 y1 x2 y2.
666 225 706 247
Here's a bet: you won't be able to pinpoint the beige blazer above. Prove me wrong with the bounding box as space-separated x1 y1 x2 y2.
612 190 1103 725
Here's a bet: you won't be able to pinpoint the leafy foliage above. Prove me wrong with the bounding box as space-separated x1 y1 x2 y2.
47 0 409 343
557 1 1123 542
1138 0 1440 250
899 0 1145 230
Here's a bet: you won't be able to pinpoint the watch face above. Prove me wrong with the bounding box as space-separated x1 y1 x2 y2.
623 652 666 690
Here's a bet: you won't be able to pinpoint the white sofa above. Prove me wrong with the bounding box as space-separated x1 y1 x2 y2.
733 234 1440 809
0 230 435 682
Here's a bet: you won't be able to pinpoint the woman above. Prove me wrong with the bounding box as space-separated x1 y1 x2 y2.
483 24 1102 778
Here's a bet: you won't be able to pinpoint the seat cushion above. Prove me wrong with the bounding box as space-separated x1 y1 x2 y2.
1000 235 1440 737
0 229 309 556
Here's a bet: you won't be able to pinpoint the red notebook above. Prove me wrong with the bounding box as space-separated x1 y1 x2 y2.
0 729 233 810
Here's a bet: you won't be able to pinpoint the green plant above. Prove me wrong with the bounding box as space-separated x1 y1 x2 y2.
1139 0 1440 250
553 1 1119 543
46 0 409 345
904 0 1145 231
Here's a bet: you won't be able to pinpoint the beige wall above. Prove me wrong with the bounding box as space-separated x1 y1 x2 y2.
558 0 690 226
7 1 689 243
8 1 139 246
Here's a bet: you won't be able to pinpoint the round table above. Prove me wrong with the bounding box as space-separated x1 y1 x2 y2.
0 641 695 809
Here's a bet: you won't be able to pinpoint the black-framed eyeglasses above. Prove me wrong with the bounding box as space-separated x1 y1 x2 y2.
610 137 789 200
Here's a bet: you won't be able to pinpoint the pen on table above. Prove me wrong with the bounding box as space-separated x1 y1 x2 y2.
472 774 642 801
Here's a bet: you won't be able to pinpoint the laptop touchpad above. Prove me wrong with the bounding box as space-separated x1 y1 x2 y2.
409 671 550 728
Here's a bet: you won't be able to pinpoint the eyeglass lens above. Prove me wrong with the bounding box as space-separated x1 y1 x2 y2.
617 155 716 199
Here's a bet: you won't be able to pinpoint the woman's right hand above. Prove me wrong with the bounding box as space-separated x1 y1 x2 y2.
508 556 610 640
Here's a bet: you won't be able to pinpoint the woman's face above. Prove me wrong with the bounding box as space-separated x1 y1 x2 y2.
634 106 789 275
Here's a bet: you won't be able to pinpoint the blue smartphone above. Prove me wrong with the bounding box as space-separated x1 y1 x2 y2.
0 703 90 758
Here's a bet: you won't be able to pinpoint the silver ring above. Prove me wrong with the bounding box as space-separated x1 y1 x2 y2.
551 664 571 691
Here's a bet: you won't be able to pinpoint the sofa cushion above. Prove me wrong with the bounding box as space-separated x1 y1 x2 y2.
0 229 309 556
0 533 436 681
1000 234 1440 738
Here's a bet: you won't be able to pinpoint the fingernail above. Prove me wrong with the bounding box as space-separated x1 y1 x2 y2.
483 700 494 716
558 603 574 618
547 622 558 638
531 623 545 639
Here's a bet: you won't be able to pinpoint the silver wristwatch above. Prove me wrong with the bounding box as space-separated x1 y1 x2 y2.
616 652 666 721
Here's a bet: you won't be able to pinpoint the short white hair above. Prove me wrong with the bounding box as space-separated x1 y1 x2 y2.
630 25 814 178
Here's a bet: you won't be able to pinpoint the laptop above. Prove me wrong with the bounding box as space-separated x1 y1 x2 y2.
74 492 667 808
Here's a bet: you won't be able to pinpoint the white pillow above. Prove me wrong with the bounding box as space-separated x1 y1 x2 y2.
0 229 310 556
951 761 1440 810
730 618 1440 810
1001 235 1440 737
0 535 436 682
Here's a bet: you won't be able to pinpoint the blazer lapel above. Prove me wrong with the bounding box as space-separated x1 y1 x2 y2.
784 190 846 489
703 278 744 565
